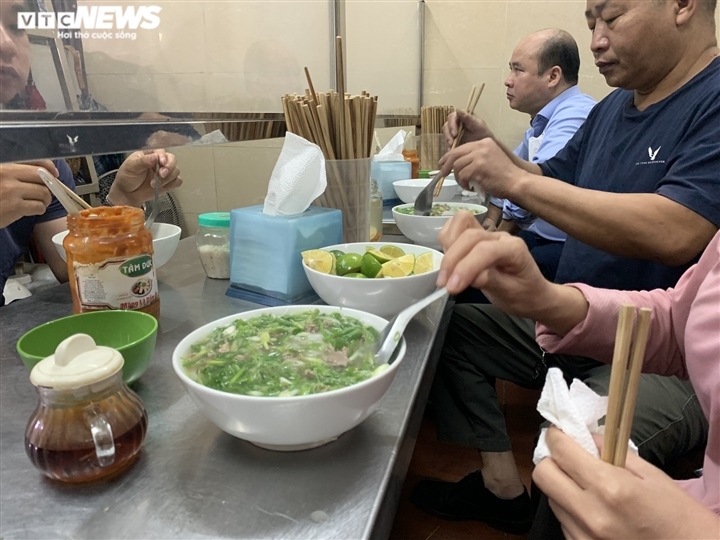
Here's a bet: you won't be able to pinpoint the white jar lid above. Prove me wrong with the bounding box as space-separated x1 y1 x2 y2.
30 334 124 390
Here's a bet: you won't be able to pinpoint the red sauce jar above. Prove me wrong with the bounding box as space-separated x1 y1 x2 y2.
402 149 420 179
64 206 160 319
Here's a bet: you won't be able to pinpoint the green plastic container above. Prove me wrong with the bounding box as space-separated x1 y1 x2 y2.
16 310 158 384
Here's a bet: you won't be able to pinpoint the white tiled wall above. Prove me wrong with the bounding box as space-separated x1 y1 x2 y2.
82 1 720 226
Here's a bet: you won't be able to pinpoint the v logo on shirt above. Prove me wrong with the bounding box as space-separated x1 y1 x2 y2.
648 146 661 161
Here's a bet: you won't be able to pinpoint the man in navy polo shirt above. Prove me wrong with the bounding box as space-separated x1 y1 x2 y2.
411 0 720 534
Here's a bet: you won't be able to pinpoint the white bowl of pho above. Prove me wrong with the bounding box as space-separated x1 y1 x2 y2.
392 202 487 250
172 305 406 451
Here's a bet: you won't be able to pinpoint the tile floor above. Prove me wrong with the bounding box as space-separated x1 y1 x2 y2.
389 383 543 540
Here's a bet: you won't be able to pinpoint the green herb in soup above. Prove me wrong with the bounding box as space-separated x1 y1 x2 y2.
182 310 386 397
396 204 481 217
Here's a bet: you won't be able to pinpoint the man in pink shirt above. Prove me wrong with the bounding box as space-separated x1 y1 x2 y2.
436 211 719 538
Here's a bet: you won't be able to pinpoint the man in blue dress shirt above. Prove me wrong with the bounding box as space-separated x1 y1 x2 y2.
480 29 596 284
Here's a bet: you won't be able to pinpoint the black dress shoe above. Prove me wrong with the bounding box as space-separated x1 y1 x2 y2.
410 471 533 535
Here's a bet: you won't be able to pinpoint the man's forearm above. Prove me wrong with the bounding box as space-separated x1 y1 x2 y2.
497 219 519 234
482 203 502 230
527 282 589 337
494 138 543 175
507 174 717 265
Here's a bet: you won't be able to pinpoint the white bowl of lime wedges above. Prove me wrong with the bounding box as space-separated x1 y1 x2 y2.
301 242 443 318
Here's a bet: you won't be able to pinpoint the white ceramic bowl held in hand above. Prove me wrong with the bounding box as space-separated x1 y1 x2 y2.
172 305 407 451
393 177 459 204
392 202 488 250
52 223 182 269
302 242 443 318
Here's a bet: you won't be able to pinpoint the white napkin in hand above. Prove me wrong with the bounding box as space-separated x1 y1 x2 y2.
533 367 609 464
263 132 326 216
373 130 407 162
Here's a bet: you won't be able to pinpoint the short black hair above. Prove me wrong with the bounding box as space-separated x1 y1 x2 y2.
536 30 581 86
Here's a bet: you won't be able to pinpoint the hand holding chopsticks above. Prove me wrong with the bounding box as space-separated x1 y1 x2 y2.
433 83 485 197
37 168 91 215
602 304 652 467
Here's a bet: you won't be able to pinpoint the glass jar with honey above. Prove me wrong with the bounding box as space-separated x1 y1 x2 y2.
64 206 159 319
25 334 148 483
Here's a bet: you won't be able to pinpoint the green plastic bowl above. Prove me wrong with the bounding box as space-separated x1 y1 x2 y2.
16 310 158 384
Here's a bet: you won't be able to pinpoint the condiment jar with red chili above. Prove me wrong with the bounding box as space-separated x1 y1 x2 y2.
64 206 160 319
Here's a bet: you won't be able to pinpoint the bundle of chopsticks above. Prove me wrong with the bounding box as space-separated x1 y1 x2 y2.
281 37 378 160
37 168 91 215
601 304 652 467
433 83 485 197
206 113 286 142
420 105 455 170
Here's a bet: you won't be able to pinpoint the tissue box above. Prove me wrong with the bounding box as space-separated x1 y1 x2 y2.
371 160 411 206
227 205 342 304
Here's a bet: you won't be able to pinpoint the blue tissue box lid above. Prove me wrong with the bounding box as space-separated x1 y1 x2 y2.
371 160 412 201
228 205 342 301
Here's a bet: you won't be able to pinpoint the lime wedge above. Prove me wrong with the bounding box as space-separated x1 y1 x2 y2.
366 247 394 264
360 253 382 278
301 250 334 274
413 252 434 275
336 252 363 276
381 253 416 278
380 245 405 259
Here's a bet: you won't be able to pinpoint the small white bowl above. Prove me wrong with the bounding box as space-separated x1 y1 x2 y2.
52 223 181 269
172 305 406 451
392 202 488 250
393 178 459 204
303 242 443 318
428 171 456 182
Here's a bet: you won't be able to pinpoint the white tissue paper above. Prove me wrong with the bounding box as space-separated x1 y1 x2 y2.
533 368 611 465
263 132 327 216
373 130 407 162
3 277 32 304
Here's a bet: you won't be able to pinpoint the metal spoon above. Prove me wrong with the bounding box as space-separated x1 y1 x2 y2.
372 287 449 365
144 162 160 230
413 171 444 216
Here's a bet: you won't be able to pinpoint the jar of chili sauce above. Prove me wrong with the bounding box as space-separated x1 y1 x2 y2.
64 206 160 319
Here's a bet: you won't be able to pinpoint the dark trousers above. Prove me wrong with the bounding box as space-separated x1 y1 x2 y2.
431 304 708 466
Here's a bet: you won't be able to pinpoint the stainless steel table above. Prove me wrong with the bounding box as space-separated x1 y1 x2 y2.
0 238 451 539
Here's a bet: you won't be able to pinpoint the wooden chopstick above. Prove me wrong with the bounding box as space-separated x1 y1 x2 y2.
601 304 652 466
54 175 92 210
433 83 485 197
37 167 92 211
613 307 652 467
284 64 377 161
